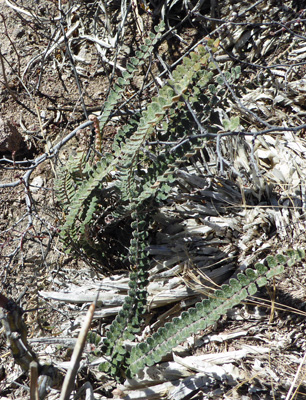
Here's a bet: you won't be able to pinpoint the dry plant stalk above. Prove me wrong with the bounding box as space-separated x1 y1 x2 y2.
59 302 95 400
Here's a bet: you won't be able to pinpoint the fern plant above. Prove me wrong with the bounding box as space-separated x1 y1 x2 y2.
55 21 258 381
55 31 227 266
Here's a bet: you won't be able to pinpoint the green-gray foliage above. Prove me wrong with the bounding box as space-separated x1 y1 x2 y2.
95 249 304 379
55 28 224 269
54 23 299 381
126 249 301 376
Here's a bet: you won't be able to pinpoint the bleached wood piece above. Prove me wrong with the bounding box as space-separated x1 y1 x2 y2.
120 373 213 400
173 345 270 369
39 276 203 313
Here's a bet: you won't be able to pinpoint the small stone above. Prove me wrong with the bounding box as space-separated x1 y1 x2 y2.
31 176 44 192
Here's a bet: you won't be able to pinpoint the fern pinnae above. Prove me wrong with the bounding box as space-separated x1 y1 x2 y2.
99 21 165 133
116 60 204 202
57 38 219 250
99 217 150 378
55 170 75 212
55 150 87 212
57 34 270 381
59 160 114 242
126 249 305 377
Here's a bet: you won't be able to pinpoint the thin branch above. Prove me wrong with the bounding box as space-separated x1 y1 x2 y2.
58 5 88 119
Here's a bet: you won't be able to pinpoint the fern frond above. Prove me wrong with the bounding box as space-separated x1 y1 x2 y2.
55 152 87 212
116 42 218 205
125 249 304 377
58 156 115 244
99 21 165 132
99 218 150 379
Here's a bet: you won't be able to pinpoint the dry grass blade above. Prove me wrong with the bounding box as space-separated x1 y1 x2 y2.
59 303 95 400
285 350 306 400
29 361 39 400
